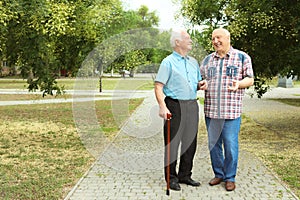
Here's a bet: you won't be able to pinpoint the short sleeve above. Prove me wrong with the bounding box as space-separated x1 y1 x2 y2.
243 54 254 78
155 59 171 85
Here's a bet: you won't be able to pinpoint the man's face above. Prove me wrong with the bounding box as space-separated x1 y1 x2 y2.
212 30 230 53
178 32 193 51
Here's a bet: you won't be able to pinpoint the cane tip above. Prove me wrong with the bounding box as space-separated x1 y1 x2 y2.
166 189 170 195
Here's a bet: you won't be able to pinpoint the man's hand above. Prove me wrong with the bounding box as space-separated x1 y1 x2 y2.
159 106 171 119
198 80 208 90
228 80 239 91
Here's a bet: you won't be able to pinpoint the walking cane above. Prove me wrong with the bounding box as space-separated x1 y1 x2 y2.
166 113 172 196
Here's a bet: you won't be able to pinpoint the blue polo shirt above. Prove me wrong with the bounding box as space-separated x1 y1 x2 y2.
155 51 202 100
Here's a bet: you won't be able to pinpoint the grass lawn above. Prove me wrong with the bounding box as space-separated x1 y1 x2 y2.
0 77 154 91
0 94 73 101
0 99 143 199
271 98 300 107
0 78 154 101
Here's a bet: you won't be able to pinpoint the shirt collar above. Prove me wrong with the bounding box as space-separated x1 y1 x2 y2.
172 51 190 61
213 46 234 58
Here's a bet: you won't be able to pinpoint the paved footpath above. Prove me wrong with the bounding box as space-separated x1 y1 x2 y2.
65 88 299 200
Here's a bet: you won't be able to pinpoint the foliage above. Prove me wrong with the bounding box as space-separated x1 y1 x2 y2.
180 0 300 97
78 27 172 78
228 0 300 78
0 0 161 95
100 6 164 76
181 0 230 27
135 5 159 28
252 76 270 98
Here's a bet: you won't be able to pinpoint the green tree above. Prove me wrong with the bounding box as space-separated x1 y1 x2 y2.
0 0 127 95
181 0 229 28
0 1 165 95
136 5 159 28
55 0 125 77
102 5 161 76
181 0 300 97
228 0 300 77
0 0 79 95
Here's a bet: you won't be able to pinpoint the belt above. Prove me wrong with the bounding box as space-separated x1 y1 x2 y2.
165 96 197 102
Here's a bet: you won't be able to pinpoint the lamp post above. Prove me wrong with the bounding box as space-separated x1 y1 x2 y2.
95 67 103 93
99 76 102 92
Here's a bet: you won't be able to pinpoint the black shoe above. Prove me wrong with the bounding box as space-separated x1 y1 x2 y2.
179 178 201 187
169 181 181 191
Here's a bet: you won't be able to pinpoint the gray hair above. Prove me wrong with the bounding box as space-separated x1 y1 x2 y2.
170 29 186 48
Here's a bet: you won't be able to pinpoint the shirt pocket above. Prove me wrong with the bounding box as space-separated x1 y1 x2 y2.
226 66 239 78
206 66 217 80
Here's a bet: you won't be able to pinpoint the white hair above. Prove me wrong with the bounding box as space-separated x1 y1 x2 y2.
170 29 186 48
222 28 230 37
213 27 231 37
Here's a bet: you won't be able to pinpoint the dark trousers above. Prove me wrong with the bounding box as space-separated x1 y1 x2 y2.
164 97 199 182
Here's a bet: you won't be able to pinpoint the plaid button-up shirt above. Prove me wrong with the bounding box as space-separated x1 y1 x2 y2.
200 47 254 119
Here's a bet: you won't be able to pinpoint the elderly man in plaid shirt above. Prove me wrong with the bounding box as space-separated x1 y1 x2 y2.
199 28 254 191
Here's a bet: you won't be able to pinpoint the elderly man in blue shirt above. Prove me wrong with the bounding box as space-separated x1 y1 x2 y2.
155 29 207 191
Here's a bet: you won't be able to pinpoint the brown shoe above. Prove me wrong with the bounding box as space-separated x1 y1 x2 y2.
225 181 236 191
209 177 223 186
